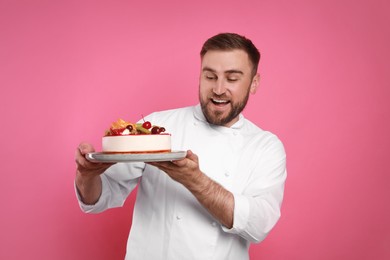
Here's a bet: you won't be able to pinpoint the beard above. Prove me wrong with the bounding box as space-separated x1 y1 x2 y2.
199 88 250 126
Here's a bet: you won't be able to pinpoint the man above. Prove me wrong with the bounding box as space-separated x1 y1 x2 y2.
75 33 287 260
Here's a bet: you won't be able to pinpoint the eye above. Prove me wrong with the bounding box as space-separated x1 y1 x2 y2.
204 73 217 80
227 78 238 82
226 72 241 82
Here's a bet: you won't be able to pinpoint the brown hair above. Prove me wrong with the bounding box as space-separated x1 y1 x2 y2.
200 33 260 75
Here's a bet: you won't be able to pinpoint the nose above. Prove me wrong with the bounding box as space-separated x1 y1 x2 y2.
213 80 226 95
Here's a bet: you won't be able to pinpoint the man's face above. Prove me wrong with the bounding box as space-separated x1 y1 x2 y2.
199 50 259 127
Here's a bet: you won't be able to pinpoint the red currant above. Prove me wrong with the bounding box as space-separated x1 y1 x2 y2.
151 126 160 134
159 127 166 133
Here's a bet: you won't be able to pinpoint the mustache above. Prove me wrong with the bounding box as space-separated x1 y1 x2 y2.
209 94 229 99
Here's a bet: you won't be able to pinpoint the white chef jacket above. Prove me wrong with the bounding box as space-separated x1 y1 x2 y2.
77 104 287 260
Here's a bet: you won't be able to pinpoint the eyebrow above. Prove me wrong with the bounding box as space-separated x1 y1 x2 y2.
202 67 244 75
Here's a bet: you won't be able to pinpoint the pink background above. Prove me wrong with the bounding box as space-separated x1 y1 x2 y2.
1 0 389 259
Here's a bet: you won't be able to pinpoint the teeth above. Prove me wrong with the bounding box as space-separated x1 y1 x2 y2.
212 99 228 103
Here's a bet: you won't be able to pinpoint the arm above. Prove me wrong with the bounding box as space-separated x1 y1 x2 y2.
148 150 234 228
75 142 114 205
225 138 286 243
150 140 286 243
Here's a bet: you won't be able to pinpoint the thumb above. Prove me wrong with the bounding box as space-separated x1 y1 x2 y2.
171 150 198 166
186 150 198 163
78 142 95 154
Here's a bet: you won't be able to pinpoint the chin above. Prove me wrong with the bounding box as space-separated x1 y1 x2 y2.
205 109 232 126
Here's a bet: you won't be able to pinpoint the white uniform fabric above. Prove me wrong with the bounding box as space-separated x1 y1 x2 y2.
77 104 287 260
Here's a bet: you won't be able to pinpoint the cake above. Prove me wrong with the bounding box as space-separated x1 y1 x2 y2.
102 119 171 153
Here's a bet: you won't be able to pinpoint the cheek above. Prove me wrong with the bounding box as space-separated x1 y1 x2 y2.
199 82 211 94
229 86 241 96
230 87 248 101
198 86 207 101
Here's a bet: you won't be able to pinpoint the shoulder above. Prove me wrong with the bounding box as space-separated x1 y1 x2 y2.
242 118 285 155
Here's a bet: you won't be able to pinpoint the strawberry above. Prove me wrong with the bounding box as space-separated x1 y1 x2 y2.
110 127 125 136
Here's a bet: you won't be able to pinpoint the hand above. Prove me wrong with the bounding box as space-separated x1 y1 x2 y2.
75 142 114 179
148 150 202 187
75 142 115 204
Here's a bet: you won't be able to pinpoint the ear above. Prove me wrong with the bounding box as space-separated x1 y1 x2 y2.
250 73 260 94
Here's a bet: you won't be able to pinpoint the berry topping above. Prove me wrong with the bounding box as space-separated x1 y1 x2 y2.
110 128 125 136
105 118 167 136
142 121 152 129
151 126 160 134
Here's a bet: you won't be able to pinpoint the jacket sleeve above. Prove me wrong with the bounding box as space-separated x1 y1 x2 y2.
223 136 287 243
76 162 144 213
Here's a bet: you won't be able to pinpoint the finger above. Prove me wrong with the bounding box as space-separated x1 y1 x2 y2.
75 148 86 165
148 161 172 169
75 148 102 169
77 159 114 175
185 150 198 163
78 142 95 155
148 161 180 173
171 158 188 167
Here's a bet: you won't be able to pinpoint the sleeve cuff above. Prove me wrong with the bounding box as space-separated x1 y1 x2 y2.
222 193 250 234
75 174 111 213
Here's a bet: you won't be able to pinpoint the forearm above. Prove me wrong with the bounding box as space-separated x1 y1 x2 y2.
186 172 234 228
75 171 102 205
148 151 235 228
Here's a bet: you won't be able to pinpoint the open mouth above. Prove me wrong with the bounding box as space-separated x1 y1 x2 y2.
211 98 230 106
